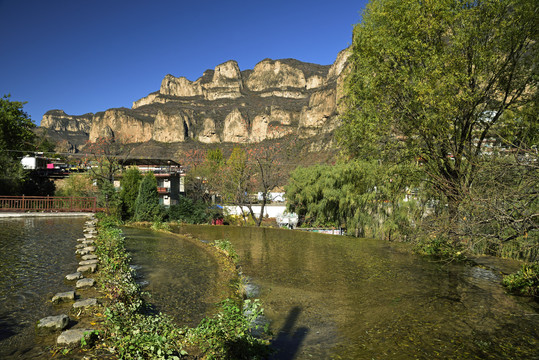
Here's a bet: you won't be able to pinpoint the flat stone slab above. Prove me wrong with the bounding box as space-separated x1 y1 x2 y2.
82 246 96 252
65 272 83 281
77 264 97 273
79 259 99 266
37 314 70 330
75 249 90 256
76 278 95 288
83 234 95 239
52 291 75 303
82 240 94 245
77 238 86 242
73 298 97 309
57 328 95 346
81 254 97 261
76 244 86 249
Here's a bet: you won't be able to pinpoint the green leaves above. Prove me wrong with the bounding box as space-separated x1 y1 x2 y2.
339 0 538 208
134 172 162 222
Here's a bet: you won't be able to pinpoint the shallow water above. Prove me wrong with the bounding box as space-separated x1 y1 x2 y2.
0 217 86 359
175 225 539 360
122 227 231 327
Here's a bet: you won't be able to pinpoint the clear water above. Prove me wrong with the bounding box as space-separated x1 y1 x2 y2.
122 227 235 327
174 225 539 360
0 217 86 359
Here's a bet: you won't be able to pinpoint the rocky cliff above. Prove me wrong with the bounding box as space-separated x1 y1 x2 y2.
40 49 351 153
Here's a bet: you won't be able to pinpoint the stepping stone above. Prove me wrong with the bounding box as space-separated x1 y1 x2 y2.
84 234 95 239
77 238 86 242
83 246 96 252
79 259 98 266
65 272 83 281
57 328 95 346
76 249 90 256
52 291 75 303
73 298 97 309
82 240 94 245
76 244 86 249
77 264 97 273
76 278 95 288
37 314 69 330
82 254 97 261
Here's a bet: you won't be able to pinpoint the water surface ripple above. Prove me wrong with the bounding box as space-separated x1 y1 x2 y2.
0 217 85 359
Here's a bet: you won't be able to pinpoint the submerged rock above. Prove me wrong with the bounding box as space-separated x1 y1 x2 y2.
37 314 70 331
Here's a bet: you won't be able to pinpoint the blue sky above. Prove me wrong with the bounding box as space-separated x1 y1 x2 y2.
0 0 368 126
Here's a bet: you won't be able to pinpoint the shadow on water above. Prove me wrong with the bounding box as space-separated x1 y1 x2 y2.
0 313 17 341
271 307 309 360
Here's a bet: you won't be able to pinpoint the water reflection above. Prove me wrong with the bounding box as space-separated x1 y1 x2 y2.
176 225 539 359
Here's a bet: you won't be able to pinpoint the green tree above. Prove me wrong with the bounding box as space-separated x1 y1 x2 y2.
286 160 423 238
339 0 538 215
56 173 96 197
0 95 36 195
134 172 161 222
119 167 142 220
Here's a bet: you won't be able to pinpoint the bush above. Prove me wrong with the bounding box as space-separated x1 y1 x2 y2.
502 263 539 298
188 299 269 360
165 196 209 224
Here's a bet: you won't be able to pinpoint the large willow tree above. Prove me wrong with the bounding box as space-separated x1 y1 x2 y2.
339 0 538 215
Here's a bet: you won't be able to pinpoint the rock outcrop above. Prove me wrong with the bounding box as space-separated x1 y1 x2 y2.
40 49 351 152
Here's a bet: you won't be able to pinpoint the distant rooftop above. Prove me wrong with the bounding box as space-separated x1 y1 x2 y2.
121 158 180 166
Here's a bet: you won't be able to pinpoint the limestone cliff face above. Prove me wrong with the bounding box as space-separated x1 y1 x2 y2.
40 48 351 150
41 110 92 134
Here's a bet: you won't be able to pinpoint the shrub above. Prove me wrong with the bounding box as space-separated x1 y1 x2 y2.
502 263 539 298
189 299 269 360
165 196 209 224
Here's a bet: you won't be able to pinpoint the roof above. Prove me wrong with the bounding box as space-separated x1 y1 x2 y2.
121 158 180 166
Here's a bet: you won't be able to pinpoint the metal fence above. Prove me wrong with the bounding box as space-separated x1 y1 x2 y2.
0 196 97 212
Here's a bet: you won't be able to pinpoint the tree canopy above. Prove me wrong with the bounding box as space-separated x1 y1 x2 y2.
338 0 538 211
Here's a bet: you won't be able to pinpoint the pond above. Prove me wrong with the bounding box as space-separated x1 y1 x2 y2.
173 225 539 360
0 216 86 359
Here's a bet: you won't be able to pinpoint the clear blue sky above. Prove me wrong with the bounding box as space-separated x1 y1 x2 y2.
0 0 368 126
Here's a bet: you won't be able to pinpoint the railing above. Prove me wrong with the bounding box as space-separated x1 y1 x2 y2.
0 196 97 212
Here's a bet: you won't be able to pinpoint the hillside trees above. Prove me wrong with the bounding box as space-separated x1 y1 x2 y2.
338 0 538 215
